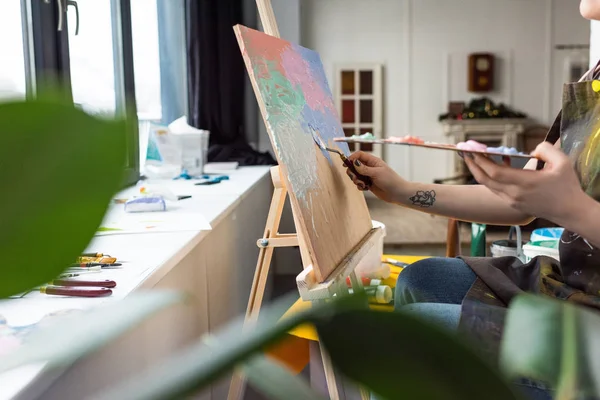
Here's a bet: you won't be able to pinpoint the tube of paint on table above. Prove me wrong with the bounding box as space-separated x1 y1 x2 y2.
345 276 382 287
348 285 393 304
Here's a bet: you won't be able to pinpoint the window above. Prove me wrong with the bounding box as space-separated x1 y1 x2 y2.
3 0 188 186
0 1 30 100
67 0 117 115
131 0 187 125
335 64 383 158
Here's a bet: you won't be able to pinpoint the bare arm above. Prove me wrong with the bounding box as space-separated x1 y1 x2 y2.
391 153 546 226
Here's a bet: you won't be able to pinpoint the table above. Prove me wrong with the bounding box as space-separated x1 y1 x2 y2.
0 166 272 400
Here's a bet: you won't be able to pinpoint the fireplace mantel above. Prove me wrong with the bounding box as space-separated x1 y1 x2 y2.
440 118 533 179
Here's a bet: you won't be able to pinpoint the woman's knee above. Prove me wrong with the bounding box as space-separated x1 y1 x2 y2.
395 257 476 306
397 303 462 332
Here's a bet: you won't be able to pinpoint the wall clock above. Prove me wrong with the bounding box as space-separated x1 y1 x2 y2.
468 53 495 93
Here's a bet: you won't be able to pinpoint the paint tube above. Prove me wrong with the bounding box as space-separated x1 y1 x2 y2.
345 276 382 287
348 285 393 304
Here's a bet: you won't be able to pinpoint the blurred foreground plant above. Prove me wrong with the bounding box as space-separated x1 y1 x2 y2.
1 95 598 400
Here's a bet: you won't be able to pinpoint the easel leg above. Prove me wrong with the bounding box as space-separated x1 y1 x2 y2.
228 167 288 400
359 387 371 400
319 343 341 400
349 271 371 400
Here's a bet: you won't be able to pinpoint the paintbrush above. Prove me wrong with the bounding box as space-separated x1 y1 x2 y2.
310 129 373 188
383 258 409 267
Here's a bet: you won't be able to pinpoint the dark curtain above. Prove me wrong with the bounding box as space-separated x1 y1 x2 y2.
185 0 276 166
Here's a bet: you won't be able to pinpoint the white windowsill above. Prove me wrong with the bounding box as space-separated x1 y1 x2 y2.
0 166 272 399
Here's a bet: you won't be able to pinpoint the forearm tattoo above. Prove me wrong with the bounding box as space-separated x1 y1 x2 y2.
409 190 436 208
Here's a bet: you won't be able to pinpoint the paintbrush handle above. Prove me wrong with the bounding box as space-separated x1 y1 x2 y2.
341 157 373 188
41 286 113 297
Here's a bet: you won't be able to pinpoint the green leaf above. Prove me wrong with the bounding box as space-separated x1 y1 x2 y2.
241 354 326 400
0 291 183 374
88 292 365 400
500 294 600 399
314 309 522 400
0 98 127 297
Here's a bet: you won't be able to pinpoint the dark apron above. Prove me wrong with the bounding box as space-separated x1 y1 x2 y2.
458 62 600 361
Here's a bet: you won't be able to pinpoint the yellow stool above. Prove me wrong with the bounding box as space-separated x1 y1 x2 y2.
266 255 430 372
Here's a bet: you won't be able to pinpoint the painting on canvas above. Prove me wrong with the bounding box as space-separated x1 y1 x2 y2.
235 25 372 281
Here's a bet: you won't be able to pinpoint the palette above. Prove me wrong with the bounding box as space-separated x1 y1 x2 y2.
333 137 536 160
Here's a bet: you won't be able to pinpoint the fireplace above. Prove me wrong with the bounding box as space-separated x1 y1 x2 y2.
441 118 530 184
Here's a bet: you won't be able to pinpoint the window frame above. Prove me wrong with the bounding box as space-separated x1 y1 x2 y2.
111 0 140 186
26 0 140 187
334 63 384 159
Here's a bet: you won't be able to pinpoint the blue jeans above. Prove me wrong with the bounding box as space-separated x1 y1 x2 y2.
392 258 553 400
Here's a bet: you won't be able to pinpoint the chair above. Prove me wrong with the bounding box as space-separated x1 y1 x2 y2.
446 219 487 257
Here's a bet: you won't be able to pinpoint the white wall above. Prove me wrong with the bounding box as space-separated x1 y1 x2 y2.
551 1 591 115
301 0 590 184
592 20 600 67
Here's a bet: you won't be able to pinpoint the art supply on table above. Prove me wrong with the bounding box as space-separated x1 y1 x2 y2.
194 175 229 185
139 184 178 201
15 286 113 298
97 210 212 236
311 128 373 189
48 279 117 288
168 116 210 176
144 124 184 179
345 277 382 287
174 169 194 180
383 258 409 268
201 174 229 180
194 178 222 186
81 252 109 257
59 271 101 278
348 285 393 304
77 256 118 264
66 266 102 272
68 262 122 269
124 195 166 213
195 179 220 186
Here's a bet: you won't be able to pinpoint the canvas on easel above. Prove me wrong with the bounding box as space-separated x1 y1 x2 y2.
234 25 373 281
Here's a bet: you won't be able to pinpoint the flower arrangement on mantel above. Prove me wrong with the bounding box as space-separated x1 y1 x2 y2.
438 97 528 122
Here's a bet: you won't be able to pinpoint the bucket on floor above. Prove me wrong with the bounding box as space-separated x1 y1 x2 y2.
490 225 525 262
355 220 389 279
490 240 523 257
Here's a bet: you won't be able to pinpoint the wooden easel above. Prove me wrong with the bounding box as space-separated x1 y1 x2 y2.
228 2 381 399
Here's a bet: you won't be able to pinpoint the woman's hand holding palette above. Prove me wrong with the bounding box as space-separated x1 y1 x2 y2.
333 134 535 160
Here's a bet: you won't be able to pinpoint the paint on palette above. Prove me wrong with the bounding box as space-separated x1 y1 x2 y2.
240 27 349 205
